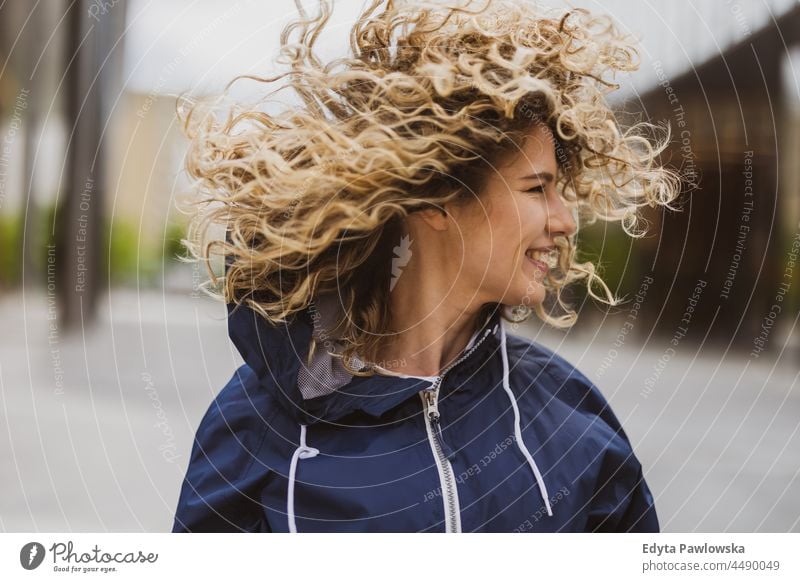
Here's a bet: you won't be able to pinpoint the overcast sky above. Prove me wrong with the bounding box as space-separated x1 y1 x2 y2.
122 0 798 102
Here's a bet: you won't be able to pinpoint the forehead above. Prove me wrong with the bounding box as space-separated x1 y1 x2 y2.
502 123 558 175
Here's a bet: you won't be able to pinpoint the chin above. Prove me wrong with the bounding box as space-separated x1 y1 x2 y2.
502 281 546 308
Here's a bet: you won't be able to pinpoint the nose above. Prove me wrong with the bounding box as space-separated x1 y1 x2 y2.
545 193 577 238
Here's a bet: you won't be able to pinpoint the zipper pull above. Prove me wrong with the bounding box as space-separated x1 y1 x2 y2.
424 388 456 461
424 388 440 421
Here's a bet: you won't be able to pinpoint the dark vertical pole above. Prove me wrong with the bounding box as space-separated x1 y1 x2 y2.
19 2 47 288
56 0 121 328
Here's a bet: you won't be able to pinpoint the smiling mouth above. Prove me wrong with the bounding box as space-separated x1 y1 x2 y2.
524 247 557 274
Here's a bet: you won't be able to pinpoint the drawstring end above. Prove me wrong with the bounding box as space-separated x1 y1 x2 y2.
287 424 319 533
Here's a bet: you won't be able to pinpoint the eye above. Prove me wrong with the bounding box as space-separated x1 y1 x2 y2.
524 185 545 195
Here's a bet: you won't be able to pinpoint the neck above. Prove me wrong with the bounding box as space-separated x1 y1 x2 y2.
376 249 488 377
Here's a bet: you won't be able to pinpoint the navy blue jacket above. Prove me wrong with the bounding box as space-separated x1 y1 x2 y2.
172 301 659 532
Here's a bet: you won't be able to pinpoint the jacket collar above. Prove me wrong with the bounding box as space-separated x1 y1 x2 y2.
227 299 504 425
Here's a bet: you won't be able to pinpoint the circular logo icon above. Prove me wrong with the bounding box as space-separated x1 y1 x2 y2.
20 542 46 570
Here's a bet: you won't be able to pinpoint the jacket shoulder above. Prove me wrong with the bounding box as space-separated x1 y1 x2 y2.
505 332 660 532
506 333 623 430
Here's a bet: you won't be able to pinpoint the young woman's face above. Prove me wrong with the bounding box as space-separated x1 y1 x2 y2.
448 122 577 308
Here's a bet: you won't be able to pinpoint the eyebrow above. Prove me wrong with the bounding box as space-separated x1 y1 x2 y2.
519 171 555 183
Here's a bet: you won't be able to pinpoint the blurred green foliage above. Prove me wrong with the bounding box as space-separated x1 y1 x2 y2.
572 221 635 313
0 206 187 288
0 213 21 286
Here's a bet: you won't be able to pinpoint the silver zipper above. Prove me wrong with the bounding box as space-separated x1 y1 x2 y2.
420 325 495 533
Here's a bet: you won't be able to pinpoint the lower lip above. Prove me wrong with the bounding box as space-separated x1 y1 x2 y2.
526 255 548 274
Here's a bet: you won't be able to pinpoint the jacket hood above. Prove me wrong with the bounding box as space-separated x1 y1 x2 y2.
227 296 505 426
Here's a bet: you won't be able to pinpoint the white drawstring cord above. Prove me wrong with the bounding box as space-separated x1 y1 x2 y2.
287 424 319 533
499 319 553 517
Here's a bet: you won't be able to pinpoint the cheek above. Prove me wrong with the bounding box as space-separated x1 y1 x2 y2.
523 202 549 234
466 226 516 267
466 228 524 283
461 198 546 273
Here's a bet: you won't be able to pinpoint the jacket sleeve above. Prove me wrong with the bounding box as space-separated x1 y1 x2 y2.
172 365 273 533
537 346 660 533
586 434 660 532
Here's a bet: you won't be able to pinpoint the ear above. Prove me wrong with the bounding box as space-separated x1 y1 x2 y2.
409 204 451 232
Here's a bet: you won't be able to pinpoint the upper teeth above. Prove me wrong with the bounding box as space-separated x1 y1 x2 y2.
526 248 555 265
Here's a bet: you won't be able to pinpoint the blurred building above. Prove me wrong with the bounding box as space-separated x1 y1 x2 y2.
2 0 799 352
622 5 800 353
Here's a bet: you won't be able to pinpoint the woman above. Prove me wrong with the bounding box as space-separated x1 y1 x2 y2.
172 0 681 532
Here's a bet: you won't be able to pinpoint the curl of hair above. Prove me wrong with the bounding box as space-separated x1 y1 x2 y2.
177 0 683 373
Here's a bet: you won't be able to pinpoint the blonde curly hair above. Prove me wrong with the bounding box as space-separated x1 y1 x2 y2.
178 0 682 374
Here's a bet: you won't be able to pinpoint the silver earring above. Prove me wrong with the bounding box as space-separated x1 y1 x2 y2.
509 304 532 322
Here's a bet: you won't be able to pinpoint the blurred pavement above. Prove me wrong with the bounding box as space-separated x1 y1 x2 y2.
1 276 798 532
